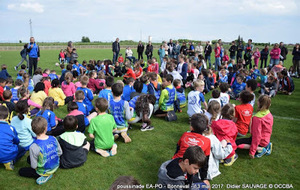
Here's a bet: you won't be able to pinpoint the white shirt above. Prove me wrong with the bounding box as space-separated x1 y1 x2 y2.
208 98 222 107
220 92 230 107
193 68 200 81
250 92 255 107
187 90 205 117
168 70 183 85
126 49 133 57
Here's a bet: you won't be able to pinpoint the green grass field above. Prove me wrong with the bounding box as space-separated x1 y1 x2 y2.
0 49 299 190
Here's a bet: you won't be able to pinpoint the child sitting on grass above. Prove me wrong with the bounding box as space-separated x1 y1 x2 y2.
154 74 176 116
246 79 257 107
19 117 62 185
173 79 186 113
87 71 101 94
236 95 273 158
98 76 114 102
208 89 222 107
157 146 207 190
75 90 89 117
147 72 161 111
230 75 246 99
211 104 238 166
205 100 221 124
48 79 66 106
234 90 254 136
187 80 207 118
0 78 7 101
2 90 15 123
89 98 118 157
219 82 230 107
172 113 211 186
76 75 94 113
262 76 277 97
96 71 106 92
36 97 63 136
11 79 23 103
122 77 135 101
61 72 75 104
58 116 90 168
0 106 21 171
18 87 42 115
109 83 134 143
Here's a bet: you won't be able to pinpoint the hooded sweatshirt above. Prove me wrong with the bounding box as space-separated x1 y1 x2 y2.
211 119 238 159
157 158 192 190
249 110 273 156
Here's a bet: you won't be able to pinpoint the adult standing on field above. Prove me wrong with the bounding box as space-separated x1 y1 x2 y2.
167 39 175 58
112 38 120 64
27 37 40 76
145 41 153 60
292 43 300 78
279 42 288 64
137 41 144 60
66 41 73 64
204 41 212 69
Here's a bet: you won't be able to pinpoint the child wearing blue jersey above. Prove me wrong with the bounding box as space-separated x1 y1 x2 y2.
75 90 89 117
148 72 161 112
76 75 94 113
122 77 135 101
98 76 114 103
109 83 134 143
187 80 208 118
36 97 64 136
173 79 186 113
19 117 62 185
231 75 246 99
140 75 149 94
11 79 23 103
48 70 58 81
0 106 23 171
154 74 177 116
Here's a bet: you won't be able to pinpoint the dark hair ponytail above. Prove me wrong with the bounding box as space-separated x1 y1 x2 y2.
15 100 29 120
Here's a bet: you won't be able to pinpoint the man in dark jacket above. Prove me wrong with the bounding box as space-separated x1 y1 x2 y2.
204 41 212 69
279 42 288 63
145 41 153 60
236 41 244 63
229 41 237 60
167 39 175 58
137 41 144 60
27 37 40 76
112 38 120 64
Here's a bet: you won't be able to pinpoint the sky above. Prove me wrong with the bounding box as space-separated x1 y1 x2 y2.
0 0 299 44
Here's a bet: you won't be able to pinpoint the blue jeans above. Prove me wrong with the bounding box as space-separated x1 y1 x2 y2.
230 55 236 60
66 57 71 64
270 58 279 67
215 57 221 71
126 56 136 64
113 52 119 64
205 55 211 68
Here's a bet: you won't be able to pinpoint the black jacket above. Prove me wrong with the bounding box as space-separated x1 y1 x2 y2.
58 137 88 169
145 44 153 55
292 47 300 61
280 46 288 60
112 41 120 53
137 44 144 53
260 49 269 59
204 45 212 56
229 45 237 57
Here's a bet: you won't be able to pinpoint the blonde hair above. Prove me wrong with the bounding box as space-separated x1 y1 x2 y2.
207 101 221 122
257 95 271 112
115 80 124 87
65 72 73 84
22 73 30 89
193 79 205 88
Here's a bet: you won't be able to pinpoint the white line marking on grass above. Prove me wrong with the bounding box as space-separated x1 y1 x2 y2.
273 115 300 121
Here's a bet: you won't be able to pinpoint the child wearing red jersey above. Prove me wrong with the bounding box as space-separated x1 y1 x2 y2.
233 90 254 136
173 113 211 186
211 104 238 166
236 95 273 158
123 63 136 80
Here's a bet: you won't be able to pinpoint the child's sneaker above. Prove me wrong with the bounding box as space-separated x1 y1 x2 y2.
141 125 154 132
36 174 53 185
3 161 14 171
14 66 18 71
265 142 272 156
121 132 132 143
224 153 238 166
255 147 267 158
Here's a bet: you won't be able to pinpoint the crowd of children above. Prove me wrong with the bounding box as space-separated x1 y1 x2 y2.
0 40 296 188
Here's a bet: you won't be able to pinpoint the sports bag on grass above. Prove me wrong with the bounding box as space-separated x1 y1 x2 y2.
165 110 177 121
